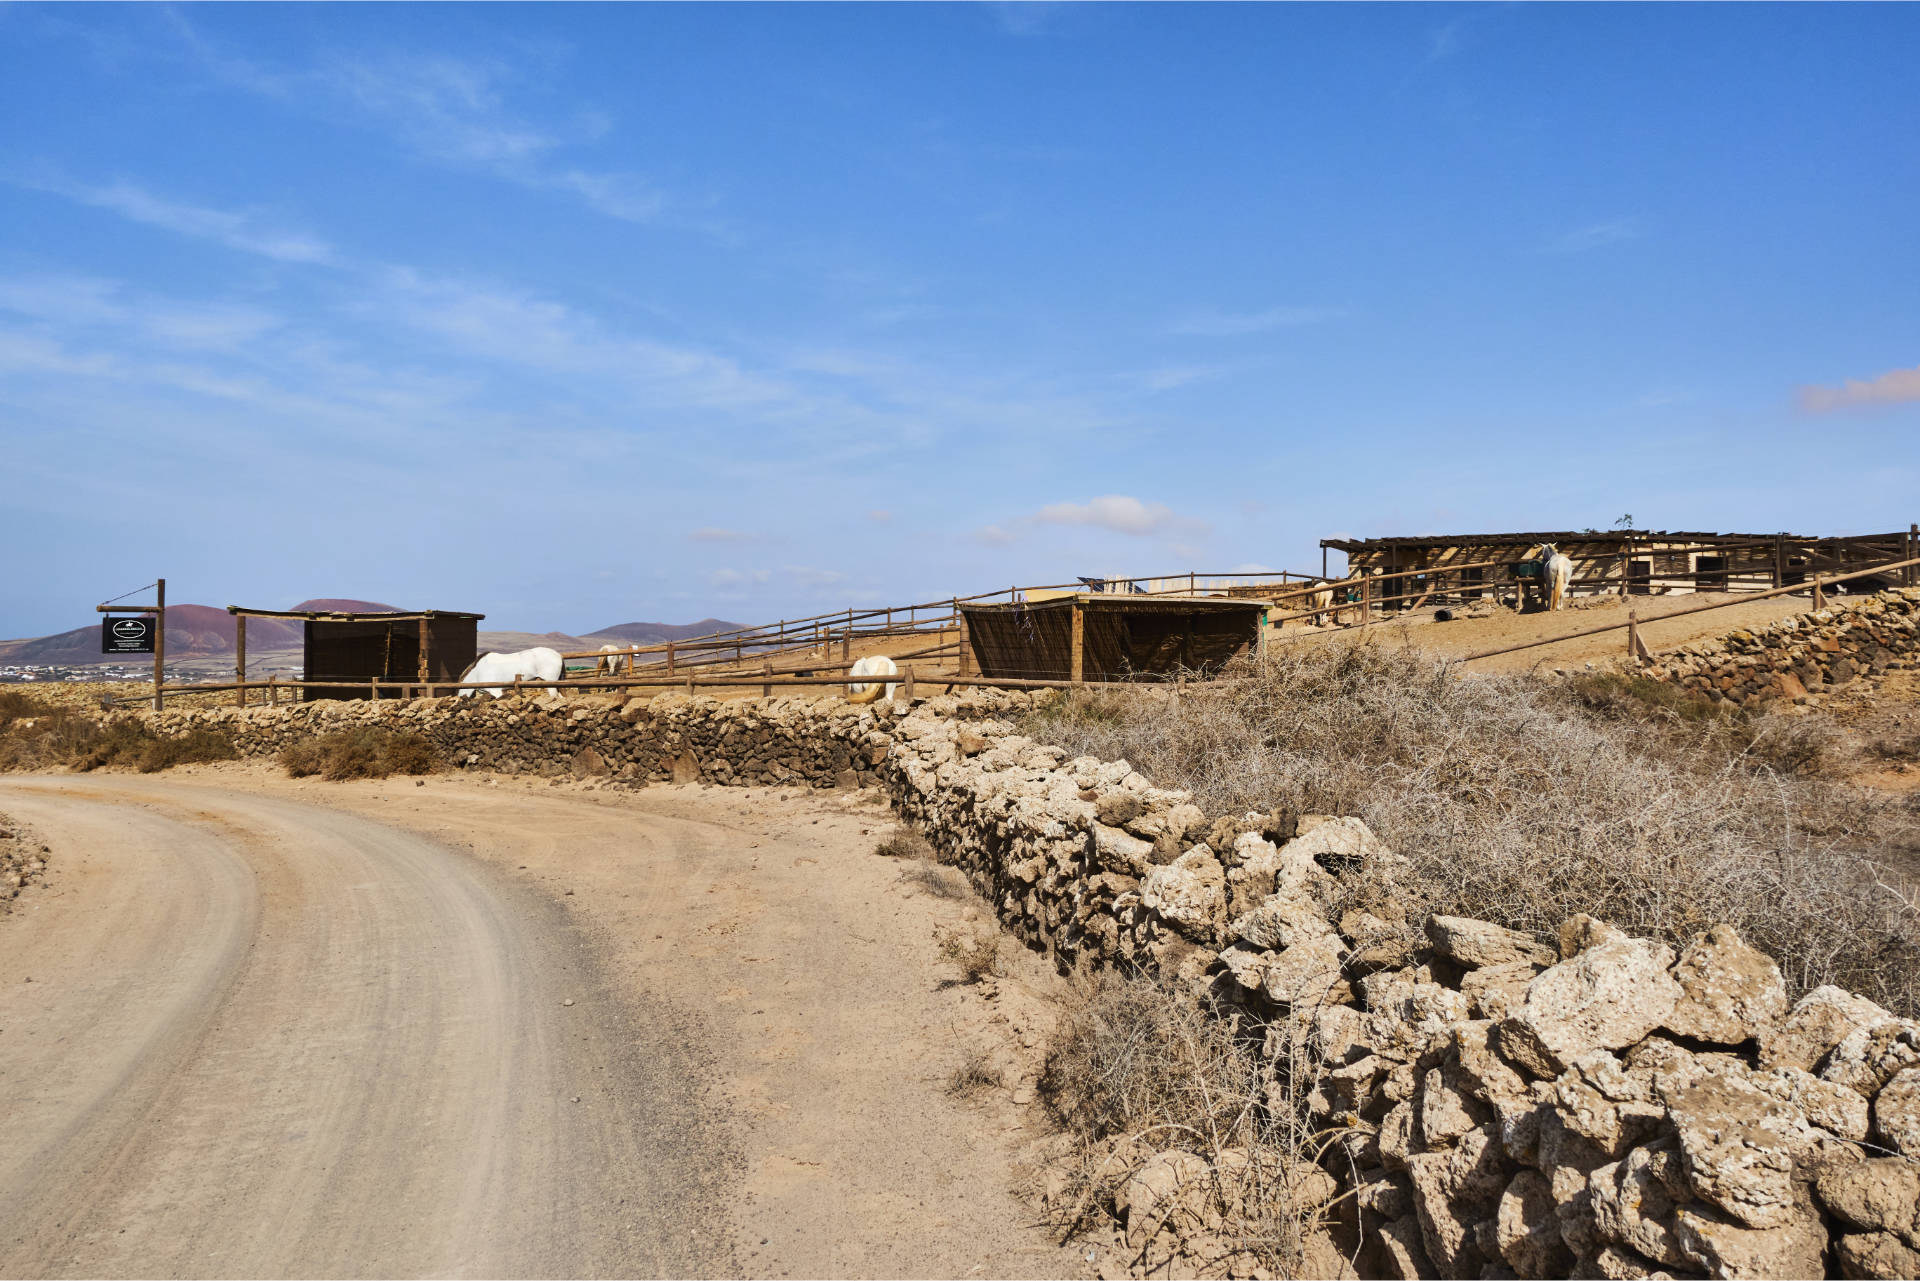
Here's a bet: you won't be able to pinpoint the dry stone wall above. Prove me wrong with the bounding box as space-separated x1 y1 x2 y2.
1639 587 1920 707
138 687 1920 1279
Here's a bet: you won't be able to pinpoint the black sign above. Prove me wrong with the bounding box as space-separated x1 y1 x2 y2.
102 616 156 654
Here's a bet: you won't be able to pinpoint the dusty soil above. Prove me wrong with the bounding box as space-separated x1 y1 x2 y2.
1276 590 1825 673
0 765 1079 1279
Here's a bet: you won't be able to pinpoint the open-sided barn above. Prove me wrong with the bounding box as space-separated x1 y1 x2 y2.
1320 527 1919 606
225 606 485 699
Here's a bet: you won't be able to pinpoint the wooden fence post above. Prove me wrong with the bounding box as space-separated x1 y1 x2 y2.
233 614 247 708
762 660 772 699
1813 576 1825 610
666 641 675 674
1362 576 1372 624
904 665 916 701
1070 598 1086 685
153 578 165 714
1627 609 1639 660
957 609 972 676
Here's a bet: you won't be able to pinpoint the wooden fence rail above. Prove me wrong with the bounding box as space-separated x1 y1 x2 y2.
1456 553 1920 665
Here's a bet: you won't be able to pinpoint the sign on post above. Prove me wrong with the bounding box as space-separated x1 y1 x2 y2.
102 616 156 654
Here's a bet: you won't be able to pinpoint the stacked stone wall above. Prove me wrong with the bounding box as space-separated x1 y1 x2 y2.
136 686 1920 1279
1639 587 1920 707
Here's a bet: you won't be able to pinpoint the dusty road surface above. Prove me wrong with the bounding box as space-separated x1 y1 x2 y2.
0 770 1075 1280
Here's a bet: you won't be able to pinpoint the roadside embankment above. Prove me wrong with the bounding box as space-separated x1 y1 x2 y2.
1640 586 1920 708
110 680 1920 1279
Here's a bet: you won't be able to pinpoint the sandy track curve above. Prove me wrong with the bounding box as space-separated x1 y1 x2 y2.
0 777 729 1280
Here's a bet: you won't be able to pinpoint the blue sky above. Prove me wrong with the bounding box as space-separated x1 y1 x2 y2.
3 3 1917 637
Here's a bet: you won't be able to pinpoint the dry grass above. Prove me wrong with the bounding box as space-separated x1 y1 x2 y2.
936 928 1004 983
1024 643 1920 1016
897 861 970 900
874 825 935 859
280 727 438 781
0 695 237 774
946 1047 1005 1097
1037 967 1347 1276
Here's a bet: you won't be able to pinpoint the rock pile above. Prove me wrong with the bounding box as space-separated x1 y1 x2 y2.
131 685 1920 1278
1640 587 1920 708
0 812 48 910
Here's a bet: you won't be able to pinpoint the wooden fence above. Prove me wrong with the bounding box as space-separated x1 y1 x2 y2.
1456 553 1920 665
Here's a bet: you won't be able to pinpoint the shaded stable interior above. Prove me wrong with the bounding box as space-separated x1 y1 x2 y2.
1320 527 1920 607
225 607 484 699
959 594 1263 682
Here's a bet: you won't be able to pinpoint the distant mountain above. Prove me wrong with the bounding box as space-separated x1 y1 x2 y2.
0 598 405 666
586 618 747 645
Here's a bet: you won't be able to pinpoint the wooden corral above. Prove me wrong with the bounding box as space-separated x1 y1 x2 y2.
225 606 483 701
1321 527 1920 607
959 594 1264 683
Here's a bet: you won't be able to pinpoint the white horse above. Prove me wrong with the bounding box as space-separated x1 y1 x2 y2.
595 643 628 676
1524 543 1575 611
458 646 565 699
1302 582 1336 626
846 654 899 705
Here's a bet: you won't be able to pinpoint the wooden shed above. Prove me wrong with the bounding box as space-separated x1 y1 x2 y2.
1319 527 1920 606
225 606 485 700
959 594 1264 683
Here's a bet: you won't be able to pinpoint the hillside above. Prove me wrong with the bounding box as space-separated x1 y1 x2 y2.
586 618 745 646
0 599 401 665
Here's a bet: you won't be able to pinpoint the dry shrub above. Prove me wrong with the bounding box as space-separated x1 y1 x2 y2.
936 928 1003 983
946 1047 1004 1096
898 861 969 900
281 728 437 781
2 695 239 775
874 825 935 859
1024 643 1920 1015
1037 967 1344 1275
0 697 107 770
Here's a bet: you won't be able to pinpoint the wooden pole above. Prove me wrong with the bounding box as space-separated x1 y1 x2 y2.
1814 577 1825 610
418 617 431 685
903 665 916 700
1070 598 1085 685
666 641 675 674
957 609 972 675
762 660 772 699
234 613 247 708
1627 609 1639 660
268 675 278 707
1773 535 1785 590
1362 575 1372 624
153 578 165 713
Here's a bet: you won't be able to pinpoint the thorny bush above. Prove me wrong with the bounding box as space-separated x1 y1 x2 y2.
1039 966 1348 1277
1024 641 1920 1016
280 727 437 781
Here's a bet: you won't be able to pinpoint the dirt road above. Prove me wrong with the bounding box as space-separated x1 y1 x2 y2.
0 771 1074 1279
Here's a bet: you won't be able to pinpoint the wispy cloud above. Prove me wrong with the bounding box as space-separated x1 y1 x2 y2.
974 494 1209 546
1136 364 1228 393
1544 219 1641 254
1798 362 1920 414
1168 305 1344 337
18 175 336 264
1036 494 1185 537
165 18 683 228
